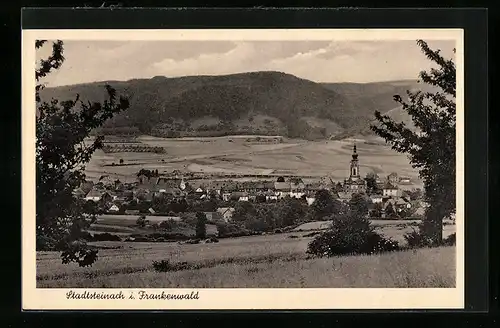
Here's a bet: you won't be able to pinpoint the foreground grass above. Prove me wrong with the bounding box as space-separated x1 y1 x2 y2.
37 244 455 288
37 233 310 281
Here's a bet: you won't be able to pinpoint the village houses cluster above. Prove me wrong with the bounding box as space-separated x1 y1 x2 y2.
73 144 423 222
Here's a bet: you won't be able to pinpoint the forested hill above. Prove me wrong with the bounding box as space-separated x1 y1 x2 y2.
39 71 426 140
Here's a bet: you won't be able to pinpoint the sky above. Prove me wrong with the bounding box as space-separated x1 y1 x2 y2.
36 39 456 87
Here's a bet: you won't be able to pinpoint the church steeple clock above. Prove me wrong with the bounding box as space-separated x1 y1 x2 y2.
349 144 360 181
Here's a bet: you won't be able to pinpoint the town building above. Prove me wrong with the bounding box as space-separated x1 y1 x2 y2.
343 144 367 194
337 191 352 203
399 176 412 184
274 179 291 198
202 211 223 221
370 194 384 204
382 181 401 198
305 196 316 206
387 172 399 184
108 204 120 212
85 188 112 202
217 207 235 222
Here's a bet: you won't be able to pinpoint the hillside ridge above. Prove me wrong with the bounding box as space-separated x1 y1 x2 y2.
39 71 427 140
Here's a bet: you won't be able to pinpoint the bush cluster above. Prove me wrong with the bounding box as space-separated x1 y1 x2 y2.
126 232 190 243
80 231 122 242
91 232 122 242
307 213 400 257
152 260 193 272
404 229 456 248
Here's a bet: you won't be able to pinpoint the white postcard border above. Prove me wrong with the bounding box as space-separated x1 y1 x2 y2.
22 28 465 310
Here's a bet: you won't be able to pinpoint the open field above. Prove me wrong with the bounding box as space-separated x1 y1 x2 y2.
84 135 422 187
89 214 218 237
88 215 455 244
37 221 456 288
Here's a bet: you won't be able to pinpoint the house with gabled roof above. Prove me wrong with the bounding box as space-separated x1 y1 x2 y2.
85 188 106 202
221 193 230 202
387 172 399 184
305 182 324 192
290 190 306 199
80 181 94 194
306 196 316 206
203 211 223 222
231 191 249 202
206 180 227 194
337 191 352 203
221 180 240 193
274 179 291 198
290 177 305 190
399 176 411 184
395 197 411 211
73 188 87 198
382 181 401 198
274 181 290 191
370 194 384 204
216 207 235 222
187 179 206 191
108 204 120 212
263 181 275 190
136 174 151 185
133 188 154 202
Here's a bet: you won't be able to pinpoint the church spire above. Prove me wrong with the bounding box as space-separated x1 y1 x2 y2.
349 143 360 179
352 143 358 160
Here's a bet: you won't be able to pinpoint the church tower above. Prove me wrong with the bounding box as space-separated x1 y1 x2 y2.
349 144 360 181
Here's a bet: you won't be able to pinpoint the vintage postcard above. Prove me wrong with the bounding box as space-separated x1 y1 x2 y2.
23 28 464 310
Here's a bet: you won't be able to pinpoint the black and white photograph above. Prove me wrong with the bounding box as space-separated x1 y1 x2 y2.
23 28 464 309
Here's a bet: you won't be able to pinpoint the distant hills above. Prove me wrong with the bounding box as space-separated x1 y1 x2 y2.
39 71 432 140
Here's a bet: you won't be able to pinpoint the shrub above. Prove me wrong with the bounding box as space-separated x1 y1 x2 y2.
195 212 208 239
152 260 173 272
443 233 456 246
405 227 456 248
306 213 399 257
91 233 122 242
404 228 432 248
216 222 251 238
152 260 193 272
159 219 178 230
136 216 146 228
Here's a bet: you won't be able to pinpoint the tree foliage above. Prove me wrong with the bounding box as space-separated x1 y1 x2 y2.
195 212 208 239
370 40 456 245
36 40 129 266
349 193 371 218
310 189 343 220
364 172 381 195
307 212 399 257
229 197 309 232
271 196 306 227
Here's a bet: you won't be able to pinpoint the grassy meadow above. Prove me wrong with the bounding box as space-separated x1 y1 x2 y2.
88 214 218 237
37 220 456 288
